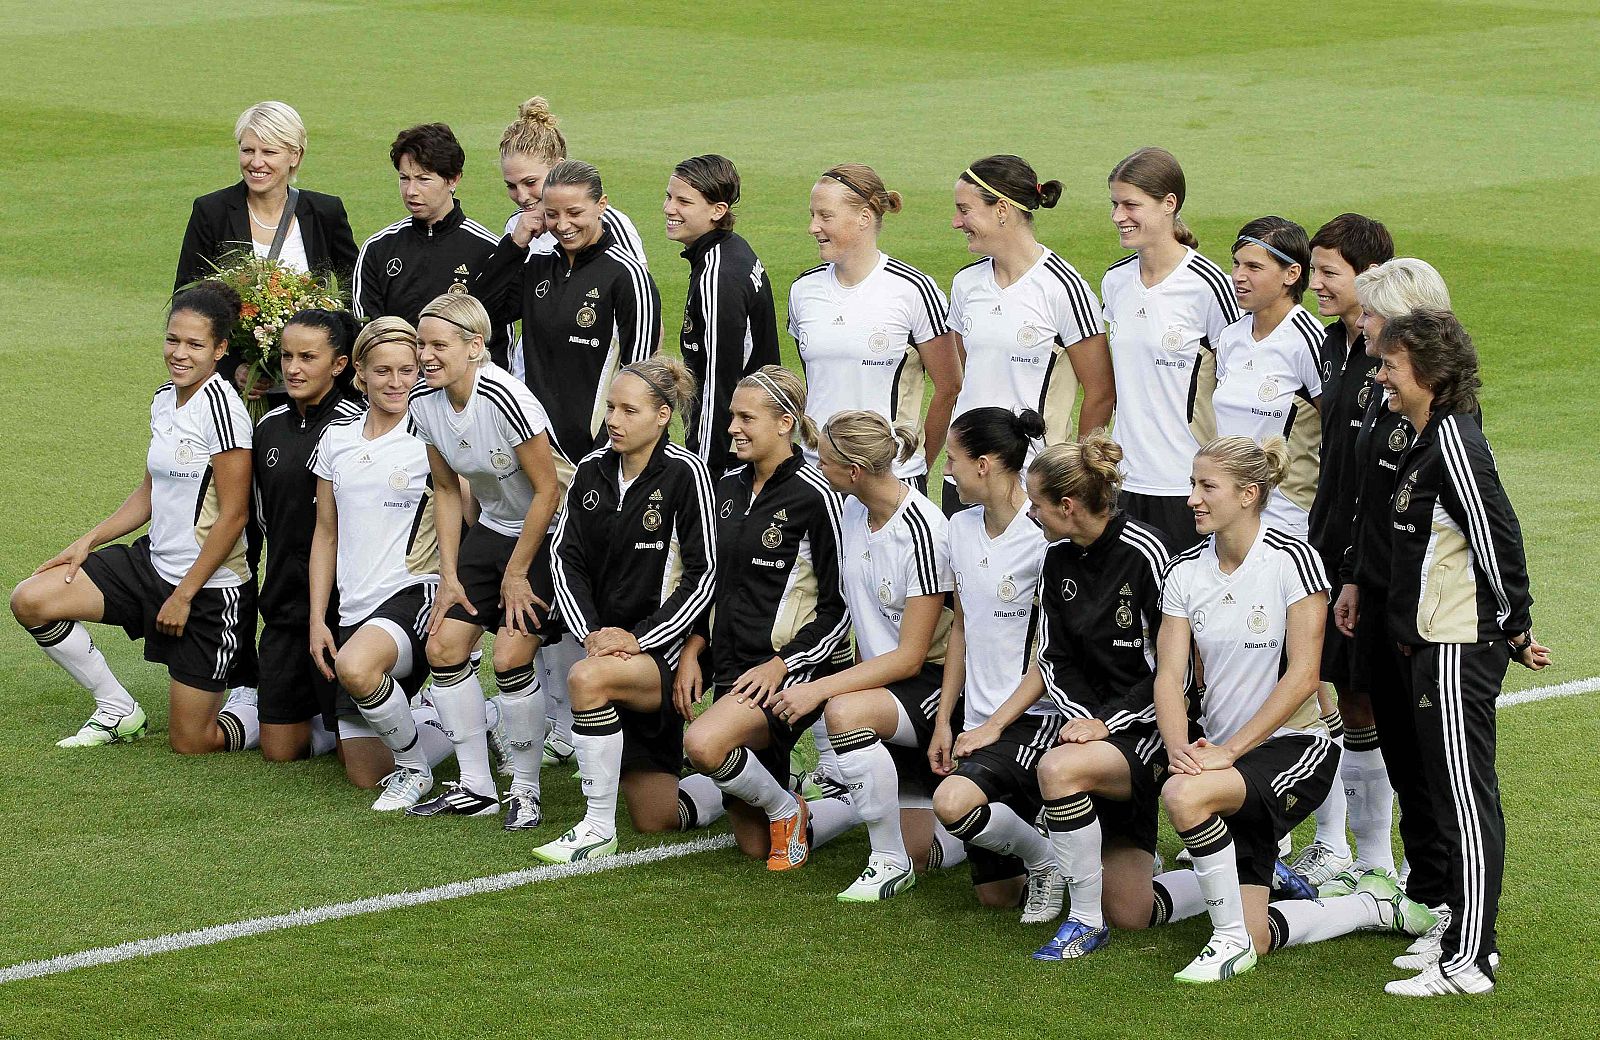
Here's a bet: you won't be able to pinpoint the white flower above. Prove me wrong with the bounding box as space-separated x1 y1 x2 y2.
254 326 270 343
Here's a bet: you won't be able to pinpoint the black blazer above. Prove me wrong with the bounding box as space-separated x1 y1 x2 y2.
174 181 358 383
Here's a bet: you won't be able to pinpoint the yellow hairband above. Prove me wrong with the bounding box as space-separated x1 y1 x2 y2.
965 168 1034 213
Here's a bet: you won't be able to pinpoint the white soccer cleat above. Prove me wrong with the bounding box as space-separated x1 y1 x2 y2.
1288 840 1353 888
1384 963 1494 997
56 704 148 748
372 767 433 812
532 821 617 864
541 735 575 768
1405 906 1452 955
502 786 543 831
1174 935 1258 984
1019 864 1068 924
836 853 916 903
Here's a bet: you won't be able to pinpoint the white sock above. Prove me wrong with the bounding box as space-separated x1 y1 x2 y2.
811 717 840 779
1182 815 1249 948
219 688 260 751
429 662 494 795
956 802 1054 872
831 729 908 870
30 621 137 716
1343 741 1396 874
539 640 580 744
808 796 861 848
677 771 729 829
709 747 794 821
1269 893 1382 949
354 674 421 763
931 821 967 869
1312 711 1351 858
410 703 453 768
308 715 337 757
571 704 624 838
496 664 547 794
1152 870 1207 925
1045 794 1105 928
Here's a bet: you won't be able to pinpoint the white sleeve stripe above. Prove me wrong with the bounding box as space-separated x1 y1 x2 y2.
1119 525 1171 587
351 221 410 321
1035 604 1091 719
781 472 851 667
608 248 656 364
460 219 501 245
635 450 718 647
1439 418 1513 625
697 248 721 456
549 506 592 638
601 211 641 260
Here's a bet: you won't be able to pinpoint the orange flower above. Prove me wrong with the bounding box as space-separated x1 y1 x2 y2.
240 303 260 319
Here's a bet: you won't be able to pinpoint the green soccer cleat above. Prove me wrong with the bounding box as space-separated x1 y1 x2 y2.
1356 871 1438 937
532 822 618 864
56 704 148 748
1175 936 1258 984
836 853 917 903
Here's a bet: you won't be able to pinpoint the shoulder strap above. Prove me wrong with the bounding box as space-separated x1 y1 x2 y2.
267 187 300 261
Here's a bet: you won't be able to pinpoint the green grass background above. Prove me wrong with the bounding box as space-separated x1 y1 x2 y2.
2 1 1598 1036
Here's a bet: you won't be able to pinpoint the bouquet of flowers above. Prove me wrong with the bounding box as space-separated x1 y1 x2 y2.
189 252 346 416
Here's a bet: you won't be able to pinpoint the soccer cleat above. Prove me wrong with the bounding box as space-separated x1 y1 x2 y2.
541 735 575 768
1174 935 1258 983
1384 963 1494 997
1019 865 1068 925
404 781 500 817
766 796 811 872
1394 948 1500 972
1356 871 1438 936
532 822 618 864
836 853 917 903
1406 906 1452 954
1289 840 1353 888
56 704 148 748
371 768 433 812
797 770 850 802
1270 859 1318 900
502 786 543 831
1318 868 1364 898
1032 920 1110 961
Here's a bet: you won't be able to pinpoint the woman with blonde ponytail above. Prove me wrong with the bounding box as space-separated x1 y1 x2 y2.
539 356 720 862
679 365 857 872
1149 436 1436 984
1101 148 1239 548
773 409 966 902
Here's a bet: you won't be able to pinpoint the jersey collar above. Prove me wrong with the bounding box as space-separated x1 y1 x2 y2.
680 228 732 265
411 199 467 236
565 228 619 271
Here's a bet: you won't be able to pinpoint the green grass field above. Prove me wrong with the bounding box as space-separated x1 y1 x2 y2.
3 2 1599 1036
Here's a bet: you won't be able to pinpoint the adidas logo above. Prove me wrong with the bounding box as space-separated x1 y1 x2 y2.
1221 592 1235 605
1408 469 1420 482
1418 693 1433 708
980 556 989 567
1119 583 1133 596
773 508 788 521
991 304 1002 315
586 287 600 299
833 315 846 325
1286 794 1298 810
454 264 469 276
1135 307 1146 319
356 451 372 464
1243 359 1255 370
457 438 471 450
649 489 663 501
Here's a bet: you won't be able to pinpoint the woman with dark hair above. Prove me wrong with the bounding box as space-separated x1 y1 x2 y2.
12 282 258 754
539 357 718 862
473 158 663 487
353 123 507 365
175 101 357 392
946 154 1113 512
927 406 1061 919
1372 309 1548 997
665 154 781 477
249 309 364 762
1101 147 1239 547
1205 217 1324 539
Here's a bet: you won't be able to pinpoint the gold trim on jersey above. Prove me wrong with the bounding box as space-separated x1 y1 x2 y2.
1416 513 1479 643
770 541 820 653
892 342 928 435
925 603 954 667
406 486 441 577
194 469 250 581
1039 343 1080 444
1281 396 1322 511
1187 346 1219 446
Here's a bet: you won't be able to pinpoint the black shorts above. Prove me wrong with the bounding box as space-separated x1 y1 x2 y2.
257 618 338 725
1317 549 1352 686
712 675 824 787
446 524 562 639
1347 588 1395 697
337 583 437 707
1118 491 1203 551
955 713 1062 885
80 537 246 695
1225 731 1340 886
1096 728 1167 855
885 662 946 798
620 649 684 777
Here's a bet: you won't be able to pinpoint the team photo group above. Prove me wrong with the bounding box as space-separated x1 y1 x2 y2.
8 97 1551 998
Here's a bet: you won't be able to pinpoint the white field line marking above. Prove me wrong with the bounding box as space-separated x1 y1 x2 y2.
0 833 735 985
2 676 1594 987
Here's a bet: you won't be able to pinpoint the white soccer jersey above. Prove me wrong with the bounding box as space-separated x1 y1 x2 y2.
311 413 439 626
1103 249 1240 495
146 374 252 588
788 252 948 480
950 505 1053 728
1160 525 1328 744
948 249 1102 445
502 207 646 380
1212 306 1325 537
839 489 954 662
407 364 552 538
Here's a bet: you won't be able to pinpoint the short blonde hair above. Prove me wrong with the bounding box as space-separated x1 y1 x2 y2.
352 317 419 393
1354 258 1452 320
419 293 492 364
235 101 306 158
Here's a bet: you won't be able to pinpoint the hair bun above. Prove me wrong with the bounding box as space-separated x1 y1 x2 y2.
518 96 556 125
1014 408 1046 440
1037 180 1064 209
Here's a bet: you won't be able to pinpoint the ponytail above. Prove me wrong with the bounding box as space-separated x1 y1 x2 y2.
1030 433 1124 515
1196 435 1288 514
948 407 1044 474
622 354 696 413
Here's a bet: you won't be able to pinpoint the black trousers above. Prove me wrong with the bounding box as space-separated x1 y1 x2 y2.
1405 639 1509 979
1358 592 1448 906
